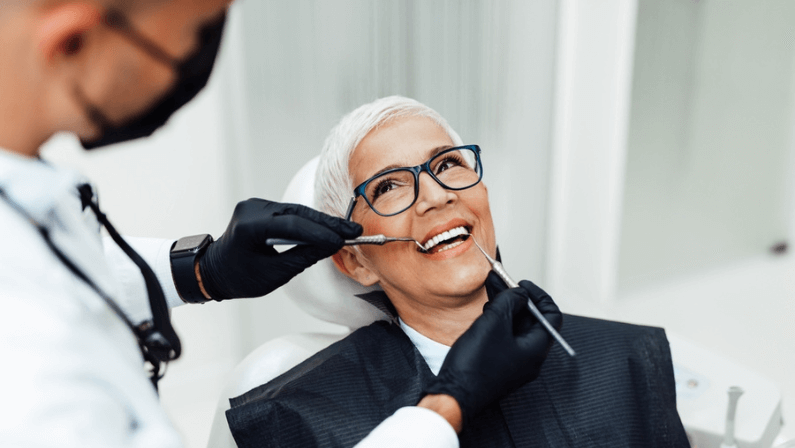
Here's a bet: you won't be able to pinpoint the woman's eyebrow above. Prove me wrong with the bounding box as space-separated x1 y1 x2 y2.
427 145 454 158
368 145 454 178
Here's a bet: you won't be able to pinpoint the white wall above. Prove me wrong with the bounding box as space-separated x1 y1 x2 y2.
619 0 795 294
545 0 638 307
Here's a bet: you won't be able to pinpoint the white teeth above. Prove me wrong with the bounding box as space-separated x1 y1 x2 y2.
423 226 469 252
437 240 465 253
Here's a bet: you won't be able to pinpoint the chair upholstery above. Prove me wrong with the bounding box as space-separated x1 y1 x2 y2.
280 156 388 329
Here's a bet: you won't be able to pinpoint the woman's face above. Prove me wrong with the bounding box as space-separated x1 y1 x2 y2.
337 116 496 310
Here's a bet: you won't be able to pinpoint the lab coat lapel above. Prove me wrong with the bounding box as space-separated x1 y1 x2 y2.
0 148 120 310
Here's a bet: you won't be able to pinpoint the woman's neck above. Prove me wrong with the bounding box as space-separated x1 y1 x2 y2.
388 287 488 346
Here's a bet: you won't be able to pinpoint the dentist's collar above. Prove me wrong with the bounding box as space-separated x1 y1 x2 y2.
0 147 86 226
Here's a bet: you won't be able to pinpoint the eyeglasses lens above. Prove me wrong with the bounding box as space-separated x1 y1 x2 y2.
364 147 482 216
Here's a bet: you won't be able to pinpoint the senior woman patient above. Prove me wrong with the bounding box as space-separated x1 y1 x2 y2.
226 96 689 448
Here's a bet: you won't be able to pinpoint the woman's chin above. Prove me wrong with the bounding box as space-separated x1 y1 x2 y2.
431 266 489 298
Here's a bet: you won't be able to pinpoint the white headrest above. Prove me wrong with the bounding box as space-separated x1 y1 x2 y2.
280 156 388 330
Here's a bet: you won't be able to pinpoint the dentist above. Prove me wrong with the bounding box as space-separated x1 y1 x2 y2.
0 1 560 447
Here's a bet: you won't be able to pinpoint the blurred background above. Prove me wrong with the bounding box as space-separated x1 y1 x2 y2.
41 0 795 446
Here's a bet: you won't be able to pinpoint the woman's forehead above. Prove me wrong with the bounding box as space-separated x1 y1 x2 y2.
350 116 454 183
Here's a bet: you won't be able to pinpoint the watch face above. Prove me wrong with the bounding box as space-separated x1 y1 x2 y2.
173 234 211 253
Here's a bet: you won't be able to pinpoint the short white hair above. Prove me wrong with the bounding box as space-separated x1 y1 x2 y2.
314 96 464 217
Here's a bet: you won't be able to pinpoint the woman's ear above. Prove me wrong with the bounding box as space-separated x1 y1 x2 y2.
332 247 379 287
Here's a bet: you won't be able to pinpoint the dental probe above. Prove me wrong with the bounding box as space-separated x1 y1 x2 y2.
469 237 576 357
266 235 426 251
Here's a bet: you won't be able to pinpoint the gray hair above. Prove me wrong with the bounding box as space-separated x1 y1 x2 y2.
314 96 464 218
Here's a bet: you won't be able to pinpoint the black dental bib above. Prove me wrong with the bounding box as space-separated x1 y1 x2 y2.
226 292 689 448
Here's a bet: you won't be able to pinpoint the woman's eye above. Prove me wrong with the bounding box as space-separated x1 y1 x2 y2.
376 181 397 195
435 155 463 174
371 178 400 201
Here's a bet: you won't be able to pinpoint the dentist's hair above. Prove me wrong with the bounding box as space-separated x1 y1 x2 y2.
314 95 464 218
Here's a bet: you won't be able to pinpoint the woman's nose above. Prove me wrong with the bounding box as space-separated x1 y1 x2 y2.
414 172 456 215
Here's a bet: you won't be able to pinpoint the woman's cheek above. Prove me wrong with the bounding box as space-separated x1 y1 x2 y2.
360 213 386 235
363 213 413 238
369 215 418 261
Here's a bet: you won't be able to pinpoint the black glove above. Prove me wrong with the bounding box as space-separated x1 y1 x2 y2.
198 198 362 300
424 271 562 427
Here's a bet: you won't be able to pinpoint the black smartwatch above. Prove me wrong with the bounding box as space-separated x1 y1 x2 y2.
170 234 214 304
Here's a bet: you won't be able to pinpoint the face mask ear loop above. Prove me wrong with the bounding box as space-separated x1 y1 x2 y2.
103 8 179 68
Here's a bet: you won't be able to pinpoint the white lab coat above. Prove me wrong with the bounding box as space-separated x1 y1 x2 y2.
0 147 457 448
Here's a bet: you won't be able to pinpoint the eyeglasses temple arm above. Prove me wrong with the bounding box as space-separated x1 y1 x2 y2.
344 197 358 221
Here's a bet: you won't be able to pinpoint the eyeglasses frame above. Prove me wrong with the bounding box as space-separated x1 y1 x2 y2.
344 144 483 221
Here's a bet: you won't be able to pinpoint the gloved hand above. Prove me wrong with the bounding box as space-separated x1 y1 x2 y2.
198 198 362 300
424 271 562 427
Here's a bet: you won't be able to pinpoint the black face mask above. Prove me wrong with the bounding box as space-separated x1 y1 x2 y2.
78 9 228 150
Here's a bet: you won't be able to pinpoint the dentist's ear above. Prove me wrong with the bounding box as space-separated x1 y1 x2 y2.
35 3 103 61
331 247 379 287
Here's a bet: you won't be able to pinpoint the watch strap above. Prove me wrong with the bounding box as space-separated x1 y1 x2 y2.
170 234 214 304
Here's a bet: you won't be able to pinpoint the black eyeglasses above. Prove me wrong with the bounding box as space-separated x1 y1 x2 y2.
345 145 483 220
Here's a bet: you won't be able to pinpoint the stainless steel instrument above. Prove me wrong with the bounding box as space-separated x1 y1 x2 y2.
469 236 576 357
266 234 425 251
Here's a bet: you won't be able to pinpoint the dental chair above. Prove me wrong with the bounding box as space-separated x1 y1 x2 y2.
206 157 388 448
207 157 786 448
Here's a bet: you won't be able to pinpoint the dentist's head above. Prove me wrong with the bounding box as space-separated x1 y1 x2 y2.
0 0 233 156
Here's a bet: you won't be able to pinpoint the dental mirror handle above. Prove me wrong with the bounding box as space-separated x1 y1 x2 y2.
265 238 305 246
266 235 393 247
266 238 366 246
490 260 577 357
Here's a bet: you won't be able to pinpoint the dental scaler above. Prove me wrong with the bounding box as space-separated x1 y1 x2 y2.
469 237 576 357
266 235 426 251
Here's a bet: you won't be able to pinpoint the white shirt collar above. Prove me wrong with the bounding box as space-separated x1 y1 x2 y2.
0 147 85 226
398 318 451 376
